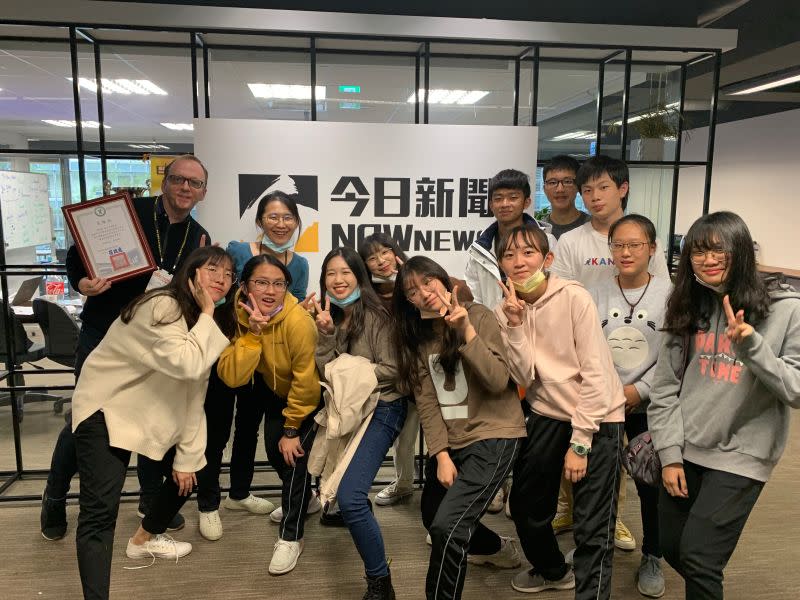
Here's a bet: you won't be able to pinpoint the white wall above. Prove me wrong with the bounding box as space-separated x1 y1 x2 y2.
678 108 800 268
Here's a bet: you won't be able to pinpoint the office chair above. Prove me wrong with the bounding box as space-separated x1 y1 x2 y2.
0 300 46 422
31 298 80 415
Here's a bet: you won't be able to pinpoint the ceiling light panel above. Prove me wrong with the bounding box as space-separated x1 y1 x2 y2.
160 122 194 130
406 89 490 105
42 120 108 128
69 77 168 95
248 84 327 100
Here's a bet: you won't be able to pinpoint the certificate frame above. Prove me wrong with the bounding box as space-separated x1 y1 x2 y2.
62 192 157 284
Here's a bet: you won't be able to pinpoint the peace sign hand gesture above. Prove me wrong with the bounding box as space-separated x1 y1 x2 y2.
312 295 335 335
723 294 754 343
239 292 270 335
498 280 526 327
437 285 476 342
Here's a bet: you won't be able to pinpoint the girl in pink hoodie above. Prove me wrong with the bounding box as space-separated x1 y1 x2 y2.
494 223 625 600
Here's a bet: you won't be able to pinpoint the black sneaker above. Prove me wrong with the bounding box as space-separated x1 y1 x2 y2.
40 491 67 541
137 500 186 532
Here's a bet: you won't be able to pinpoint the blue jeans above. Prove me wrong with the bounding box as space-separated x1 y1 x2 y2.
338 398 408 578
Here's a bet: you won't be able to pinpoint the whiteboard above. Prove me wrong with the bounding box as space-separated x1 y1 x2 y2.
0 170 53 250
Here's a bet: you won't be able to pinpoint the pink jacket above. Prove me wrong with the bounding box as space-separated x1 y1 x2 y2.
494 275 625 447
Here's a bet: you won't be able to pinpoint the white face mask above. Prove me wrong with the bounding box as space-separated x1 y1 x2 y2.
694 273 727 294
371 272 396 284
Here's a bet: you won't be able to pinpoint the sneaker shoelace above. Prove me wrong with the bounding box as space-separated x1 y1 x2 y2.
123 534 181 571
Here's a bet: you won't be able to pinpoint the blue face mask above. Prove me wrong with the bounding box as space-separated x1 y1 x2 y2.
214 297 227 307
328 287 361 308
261 235 294 253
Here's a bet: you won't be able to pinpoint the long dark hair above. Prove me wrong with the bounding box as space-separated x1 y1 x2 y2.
121 246 237 338
319 247 388 345
608 213 656 245
663 211 771 337
392 256 461 396
358 232 408 293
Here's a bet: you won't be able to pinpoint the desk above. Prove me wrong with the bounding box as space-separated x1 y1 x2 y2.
12 298 82 324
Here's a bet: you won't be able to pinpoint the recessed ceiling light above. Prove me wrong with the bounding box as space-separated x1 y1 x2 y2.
248 84 327 100
723 67 800 95
68 77 168 96
550 130 596 141
41 119 109 128
160 122 194 131
406 89 490 105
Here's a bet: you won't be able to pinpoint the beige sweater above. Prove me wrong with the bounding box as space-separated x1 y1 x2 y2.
415 303 526 456
71 295 231 472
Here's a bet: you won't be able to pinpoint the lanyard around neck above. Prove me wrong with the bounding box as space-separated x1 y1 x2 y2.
153 196 190 272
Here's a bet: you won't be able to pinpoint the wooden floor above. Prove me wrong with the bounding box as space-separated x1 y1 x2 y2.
2 410 799 599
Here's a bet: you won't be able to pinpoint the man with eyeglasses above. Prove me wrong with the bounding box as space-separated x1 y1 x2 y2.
539 155 591 240
41 154 213 541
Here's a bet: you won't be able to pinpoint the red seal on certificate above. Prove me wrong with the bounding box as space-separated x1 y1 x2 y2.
110 252 130 270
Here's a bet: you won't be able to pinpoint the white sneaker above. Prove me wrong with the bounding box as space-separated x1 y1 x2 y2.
268 538 304 575
222 494 275 515
426 533 432 546
270 492 322 523
467 536 521 568
199 510 223 541
126 534 192 562
374 481 414 506
614 519 636 551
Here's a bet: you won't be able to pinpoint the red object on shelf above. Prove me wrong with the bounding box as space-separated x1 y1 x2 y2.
45 280 65 295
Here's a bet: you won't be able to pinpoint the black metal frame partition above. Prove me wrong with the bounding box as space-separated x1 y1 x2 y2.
0 22 723 501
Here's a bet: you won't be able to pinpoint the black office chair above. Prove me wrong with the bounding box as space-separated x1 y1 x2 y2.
32 298 80 414
0 300 46 422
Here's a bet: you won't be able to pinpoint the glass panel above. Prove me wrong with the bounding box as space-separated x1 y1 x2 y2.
0 40 77 151
598 61 625 159
627 165 676 260
77 44 100 146
625 64 683 162
674 164 707 267
681 55 716 163
427 57 514 125
519 58 533 126
536 61 600 159
316 53 415 123
68 157 150 205
100 45 194 145
208 48 312 121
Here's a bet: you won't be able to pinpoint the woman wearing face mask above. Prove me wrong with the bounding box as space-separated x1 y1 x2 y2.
648 211 800 600
195 192 313 528
213 254 320 575
588 214 672 599
494 223 625 600
227 190 308 300
71 247 236 600
393 255 525 600
313 247 408 600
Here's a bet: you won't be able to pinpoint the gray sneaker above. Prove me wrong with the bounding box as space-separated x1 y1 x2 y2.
511 567 575 593
636 554 666 598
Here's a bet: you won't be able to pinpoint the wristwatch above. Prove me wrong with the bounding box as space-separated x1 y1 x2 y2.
283 427 299 439
570 442 591 456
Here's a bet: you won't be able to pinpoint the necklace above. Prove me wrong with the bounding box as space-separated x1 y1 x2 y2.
616 273 652 318
153 196 190 271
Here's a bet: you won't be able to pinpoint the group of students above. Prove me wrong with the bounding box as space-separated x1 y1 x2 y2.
38 153 800 600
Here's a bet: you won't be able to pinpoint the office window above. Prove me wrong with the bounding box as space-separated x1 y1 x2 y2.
427 57 515 125
625 64 683 162
316 53 416 123
208 48 312 121
99 45 194 146
68 157 150 203
0 40 78 151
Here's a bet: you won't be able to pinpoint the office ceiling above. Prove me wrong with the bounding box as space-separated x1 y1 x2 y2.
0 0 797 149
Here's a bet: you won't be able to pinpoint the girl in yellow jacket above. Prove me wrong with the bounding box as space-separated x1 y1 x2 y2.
217 253 320 575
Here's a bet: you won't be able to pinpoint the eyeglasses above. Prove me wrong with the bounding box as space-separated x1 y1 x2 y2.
690 248 728 264
201 265 235 283
609 241 649 253
405 277 438 300
248 278 288 292
366 248 394 267
165 174 206 190
265 214 297 225
544 178 576 189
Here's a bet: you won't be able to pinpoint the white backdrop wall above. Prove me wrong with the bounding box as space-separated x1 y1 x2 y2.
194 119 538 286
678 108 800 268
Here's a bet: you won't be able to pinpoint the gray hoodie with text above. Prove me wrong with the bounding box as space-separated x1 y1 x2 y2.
648 284 800 482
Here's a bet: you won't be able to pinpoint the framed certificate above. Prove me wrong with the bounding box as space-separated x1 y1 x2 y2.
62 192 156 283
